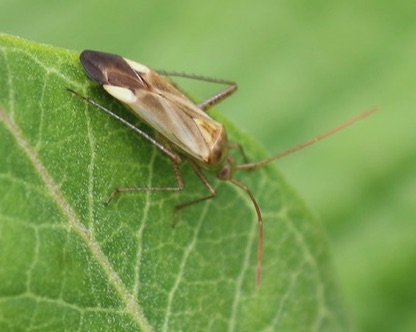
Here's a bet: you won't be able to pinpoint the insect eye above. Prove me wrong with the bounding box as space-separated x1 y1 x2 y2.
217 165 231 180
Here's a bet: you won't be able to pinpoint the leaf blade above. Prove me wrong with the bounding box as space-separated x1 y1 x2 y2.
0 33 349 331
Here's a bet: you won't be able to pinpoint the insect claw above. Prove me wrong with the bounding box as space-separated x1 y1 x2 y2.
105 189 119 205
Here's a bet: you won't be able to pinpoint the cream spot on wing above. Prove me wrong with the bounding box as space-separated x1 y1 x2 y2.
103 85 137 104
124 58 150 73
194 118 217 144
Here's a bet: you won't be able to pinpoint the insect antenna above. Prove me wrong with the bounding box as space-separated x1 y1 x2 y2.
237 107 378 170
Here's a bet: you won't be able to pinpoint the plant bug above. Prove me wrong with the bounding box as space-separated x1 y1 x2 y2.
68 50 377 286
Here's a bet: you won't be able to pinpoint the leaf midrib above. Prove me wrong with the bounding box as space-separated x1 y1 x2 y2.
0 106 152 331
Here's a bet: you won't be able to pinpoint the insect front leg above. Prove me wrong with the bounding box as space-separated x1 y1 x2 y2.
172 160 217 227
228 142 250 164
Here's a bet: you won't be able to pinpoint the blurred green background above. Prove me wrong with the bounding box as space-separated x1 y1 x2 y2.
1 0 415 331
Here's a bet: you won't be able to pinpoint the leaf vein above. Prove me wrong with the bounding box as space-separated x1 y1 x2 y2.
0 107 153 331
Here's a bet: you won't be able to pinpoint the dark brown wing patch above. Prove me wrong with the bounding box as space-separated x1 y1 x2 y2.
80 50 147 90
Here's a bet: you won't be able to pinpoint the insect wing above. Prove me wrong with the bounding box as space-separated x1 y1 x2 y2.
81 50 226 166
127 75 223 163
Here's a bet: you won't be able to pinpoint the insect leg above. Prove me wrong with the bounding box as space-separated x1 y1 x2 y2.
228 142 250 163
105 157 184 205
197 82 237 111
172 160 216 227
156 71 237 112
67 88 186 204
67 88 180 163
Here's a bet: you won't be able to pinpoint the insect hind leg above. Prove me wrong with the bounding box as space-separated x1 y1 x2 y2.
67 88 181 163
105 158 184 205
156 71 237 112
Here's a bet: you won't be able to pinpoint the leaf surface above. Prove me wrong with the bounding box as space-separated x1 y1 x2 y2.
0 34 348 331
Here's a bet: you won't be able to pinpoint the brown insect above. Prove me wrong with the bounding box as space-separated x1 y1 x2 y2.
69 50 377 286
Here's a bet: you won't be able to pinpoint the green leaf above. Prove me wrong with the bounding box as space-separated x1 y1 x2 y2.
0 33 349 331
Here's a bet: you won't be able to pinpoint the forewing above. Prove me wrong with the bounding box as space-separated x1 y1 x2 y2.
81 50 147 90
130 84 219 161
81 51 224 163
